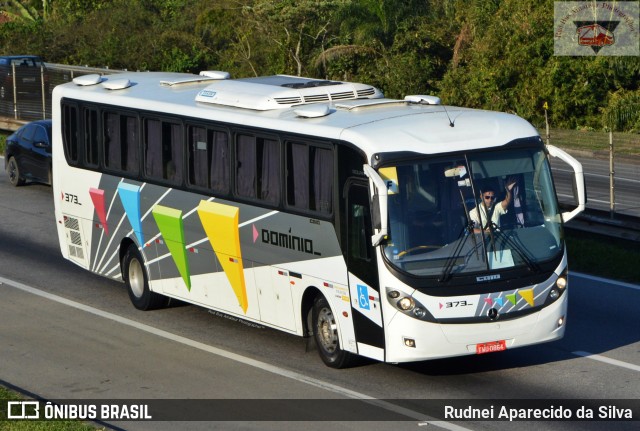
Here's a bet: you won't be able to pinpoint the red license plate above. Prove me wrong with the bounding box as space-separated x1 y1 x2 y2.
476 340 507 354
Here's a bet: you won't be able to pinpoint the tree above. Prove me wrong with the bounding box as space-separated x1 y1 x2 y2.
1 0 51 22
602 90 640 133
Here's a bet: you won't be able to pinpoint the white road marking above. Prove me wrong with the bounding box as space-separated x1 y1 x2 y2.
570 273 640 372
572 351 640 373
0 275 470 431
570 271 640 291
480 270 639 375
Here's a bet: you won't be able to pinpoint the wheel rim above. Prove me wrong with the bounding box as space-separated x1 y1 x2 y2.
128 258 145 299
8 160 18 184
316 306 339 353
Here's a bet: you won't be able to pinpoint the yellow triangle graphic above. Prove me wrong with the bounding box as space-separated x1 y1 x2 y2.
197 200 248 313
518 289 535 307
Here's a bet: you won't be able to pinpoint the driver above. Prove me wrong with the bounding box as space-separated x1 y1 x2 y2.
469 179 516 232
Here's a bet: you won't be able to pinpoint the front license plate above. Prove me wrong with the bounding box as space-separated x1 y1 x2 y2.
476 340 507 354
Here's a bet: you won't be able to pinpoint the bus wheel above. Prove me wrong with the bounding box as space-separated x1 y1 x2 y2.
312 296 354 368
7 157 25 187
122 244 165 310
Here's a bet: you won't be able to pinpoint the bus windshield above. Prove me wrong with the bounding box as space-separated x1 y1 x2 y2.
380 144 562 279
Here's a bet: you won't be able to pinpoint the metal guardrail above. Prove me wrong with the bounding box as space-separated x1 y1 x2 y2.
565 208 640 242
0 63 123 129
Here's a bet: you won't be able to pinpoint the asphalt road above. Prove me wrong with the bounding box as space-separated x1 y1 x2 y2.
0 163 639 431
550 153 640 218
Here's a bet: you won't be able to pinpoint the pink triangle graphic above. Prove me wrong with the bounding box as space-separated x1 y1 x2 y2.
89 188 109 236
439 303 443 309
252 224 259 243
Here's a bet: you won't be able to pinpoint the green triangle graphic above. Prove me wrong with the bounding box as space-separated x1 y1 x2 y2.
152 205 191 290
506 293 517 306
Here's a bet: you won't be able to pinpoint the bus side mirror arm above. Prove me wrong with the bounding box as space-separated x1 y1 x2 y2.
546 144 586 222
363 164 388 247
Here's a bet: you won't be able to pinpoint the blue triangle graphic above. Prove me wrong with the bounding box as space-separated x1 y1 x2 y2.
118 183 144 246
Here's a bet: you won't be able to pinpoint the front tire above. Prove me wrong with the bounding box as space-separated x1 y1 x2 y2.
122 244 166 310
7 157 25 187
312 296 355 368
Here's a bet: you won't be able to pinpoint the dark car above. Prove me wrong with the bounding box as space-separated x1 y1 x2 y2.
4 119 52 186
0 55 49 116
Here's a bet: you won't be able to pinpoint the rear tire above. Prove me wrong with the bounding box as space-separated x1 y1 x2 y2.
7 157 25 187
122 244 166 310
312 296 355 368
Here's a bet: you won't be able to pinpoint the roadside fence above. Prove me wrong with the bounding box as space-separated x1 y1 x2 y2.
0 63 122 123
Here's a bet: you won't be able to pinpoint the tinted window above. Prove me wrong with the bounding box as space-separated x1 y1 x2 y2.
236 134 280 204
187 125 229 194
84 108 99 167
62 104 79 164
104 112 139 174
286 142 333 214
32 125 48 144
144 119 183 183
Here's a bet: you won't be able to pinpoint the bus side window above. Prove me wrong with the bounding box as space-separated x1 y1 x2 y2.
189 126 207 187
349 203 371 261
236 134 280 205
62 104 79 164
84 108 99 167
286 142 333 214
210 130 229 194
104 112 121 170
124 115 139 174
188 126 230 194
144 119 182 184
104 112 138 175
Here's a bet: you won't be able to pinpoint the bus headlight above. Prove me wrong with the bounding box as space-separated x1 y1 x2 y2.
413 307 427 318
385 287 435 321
397 297 414 311
545 267 568 305
556 276 567 290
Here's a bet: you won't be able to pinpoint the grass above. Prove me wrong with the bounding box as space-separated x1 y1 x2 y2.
539 128 640 157
566 230 640 284
0 387 102 431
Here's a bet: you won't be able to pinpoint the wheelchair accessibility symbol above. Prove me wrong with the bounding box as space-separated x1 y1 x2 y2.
357 284 370 310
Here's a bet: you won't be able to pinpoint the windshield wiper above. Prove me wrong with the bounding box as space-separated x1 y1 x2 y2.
438 223 478 282
490 223 540 273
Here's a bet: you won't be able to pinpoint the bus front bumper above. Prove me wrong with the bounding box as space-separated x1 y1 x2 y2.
383 293 568 363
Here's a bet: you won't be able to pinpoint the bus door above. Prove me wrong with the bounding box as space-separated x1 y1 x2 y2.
345 180 385 359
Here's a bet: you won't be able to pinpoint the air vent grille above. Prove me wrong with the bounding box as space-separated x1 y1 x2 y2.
274 96 303 105
195 76 383 110
357 88 376 97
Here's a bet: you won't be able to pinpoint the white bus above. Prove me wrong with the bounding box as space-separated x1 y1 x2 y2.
52 71 585 368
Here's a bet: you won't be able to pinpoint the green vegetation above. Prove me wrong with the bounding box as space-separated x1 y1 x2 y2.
0 386 101 431
542 129 640 157
566 231 640 284
0 0 639 132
